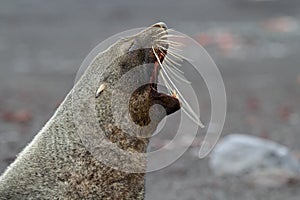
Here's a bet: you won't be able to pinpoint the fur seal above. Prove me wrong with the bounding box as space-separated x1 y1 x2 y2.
0 22 180 199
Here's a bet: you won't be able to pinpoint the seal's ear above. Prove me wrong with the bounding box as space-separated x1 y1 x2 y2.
95 83 106 98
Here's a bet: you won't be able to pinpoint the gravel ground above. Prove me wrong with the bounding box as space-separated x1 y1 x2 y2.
0 1 300 199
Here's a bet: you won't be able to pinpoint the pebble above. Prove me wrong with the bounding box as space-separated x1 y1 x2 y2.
209 134 300 188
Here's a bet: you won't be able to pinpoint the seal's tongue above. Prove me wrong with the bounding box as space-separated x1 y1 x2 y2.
149 48 167 84
150 83 180 115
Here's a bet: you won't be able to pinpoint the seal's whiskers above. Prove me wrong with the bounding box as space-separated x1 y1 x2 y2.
160 34 185 39
162 62 191 84
163 58 184 74
158 50 185 75
154 29 167 38
164 55 182 67
152 46 204 128
156 39 183 47
158 45 192 62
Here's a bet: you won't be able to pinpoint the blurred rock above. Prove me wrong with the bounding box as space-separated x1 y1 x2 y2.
1 109 33 124
278 105 292 121
195 32 213 47
209 134 300 177
215 32 238 54
246 97 260 111
262 16 299 33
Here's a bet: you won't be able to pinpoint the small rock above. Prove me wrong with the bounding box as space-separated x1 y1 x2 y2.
209 134 300 177
246 97 260 111
1 109 33 124
262 16 298 33
215 32 238 54
195 32 213 47
278 105 292 121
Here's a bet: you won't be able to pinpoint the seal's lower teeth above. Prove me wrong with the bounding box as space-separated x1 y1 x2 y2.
171 90 179 99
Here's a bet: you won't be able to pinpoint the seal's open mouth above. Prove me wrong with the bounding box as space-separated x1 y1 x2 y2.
128 53 180 127
128 23 180 127
150 22 180 116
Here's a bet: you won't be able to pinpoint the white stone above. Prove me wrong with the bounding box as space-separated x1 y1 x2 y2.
209 134 300 177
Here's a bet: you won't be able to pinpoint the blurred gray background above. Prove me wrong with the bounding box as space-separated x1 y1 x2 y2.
0 0 300 199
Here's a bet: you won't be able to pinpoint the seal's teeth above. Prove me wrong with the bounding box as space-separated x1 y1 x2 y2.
95 83 106 98
171 90 179 99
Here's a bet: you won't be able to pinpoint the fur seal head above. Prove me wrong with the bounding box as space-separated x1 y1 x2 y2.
77 22 181 153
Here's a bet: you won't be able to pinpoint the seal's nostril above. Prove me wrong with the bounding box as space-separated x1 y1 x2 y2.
152 22 167 30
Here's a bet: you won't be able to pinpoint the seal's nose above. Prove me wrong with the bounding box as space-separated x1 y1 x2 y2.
152 22 167 30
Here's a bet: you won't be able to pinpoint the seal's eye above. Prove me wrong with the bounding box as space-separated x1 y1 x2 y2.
128 37 145 53
128 41 136 53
